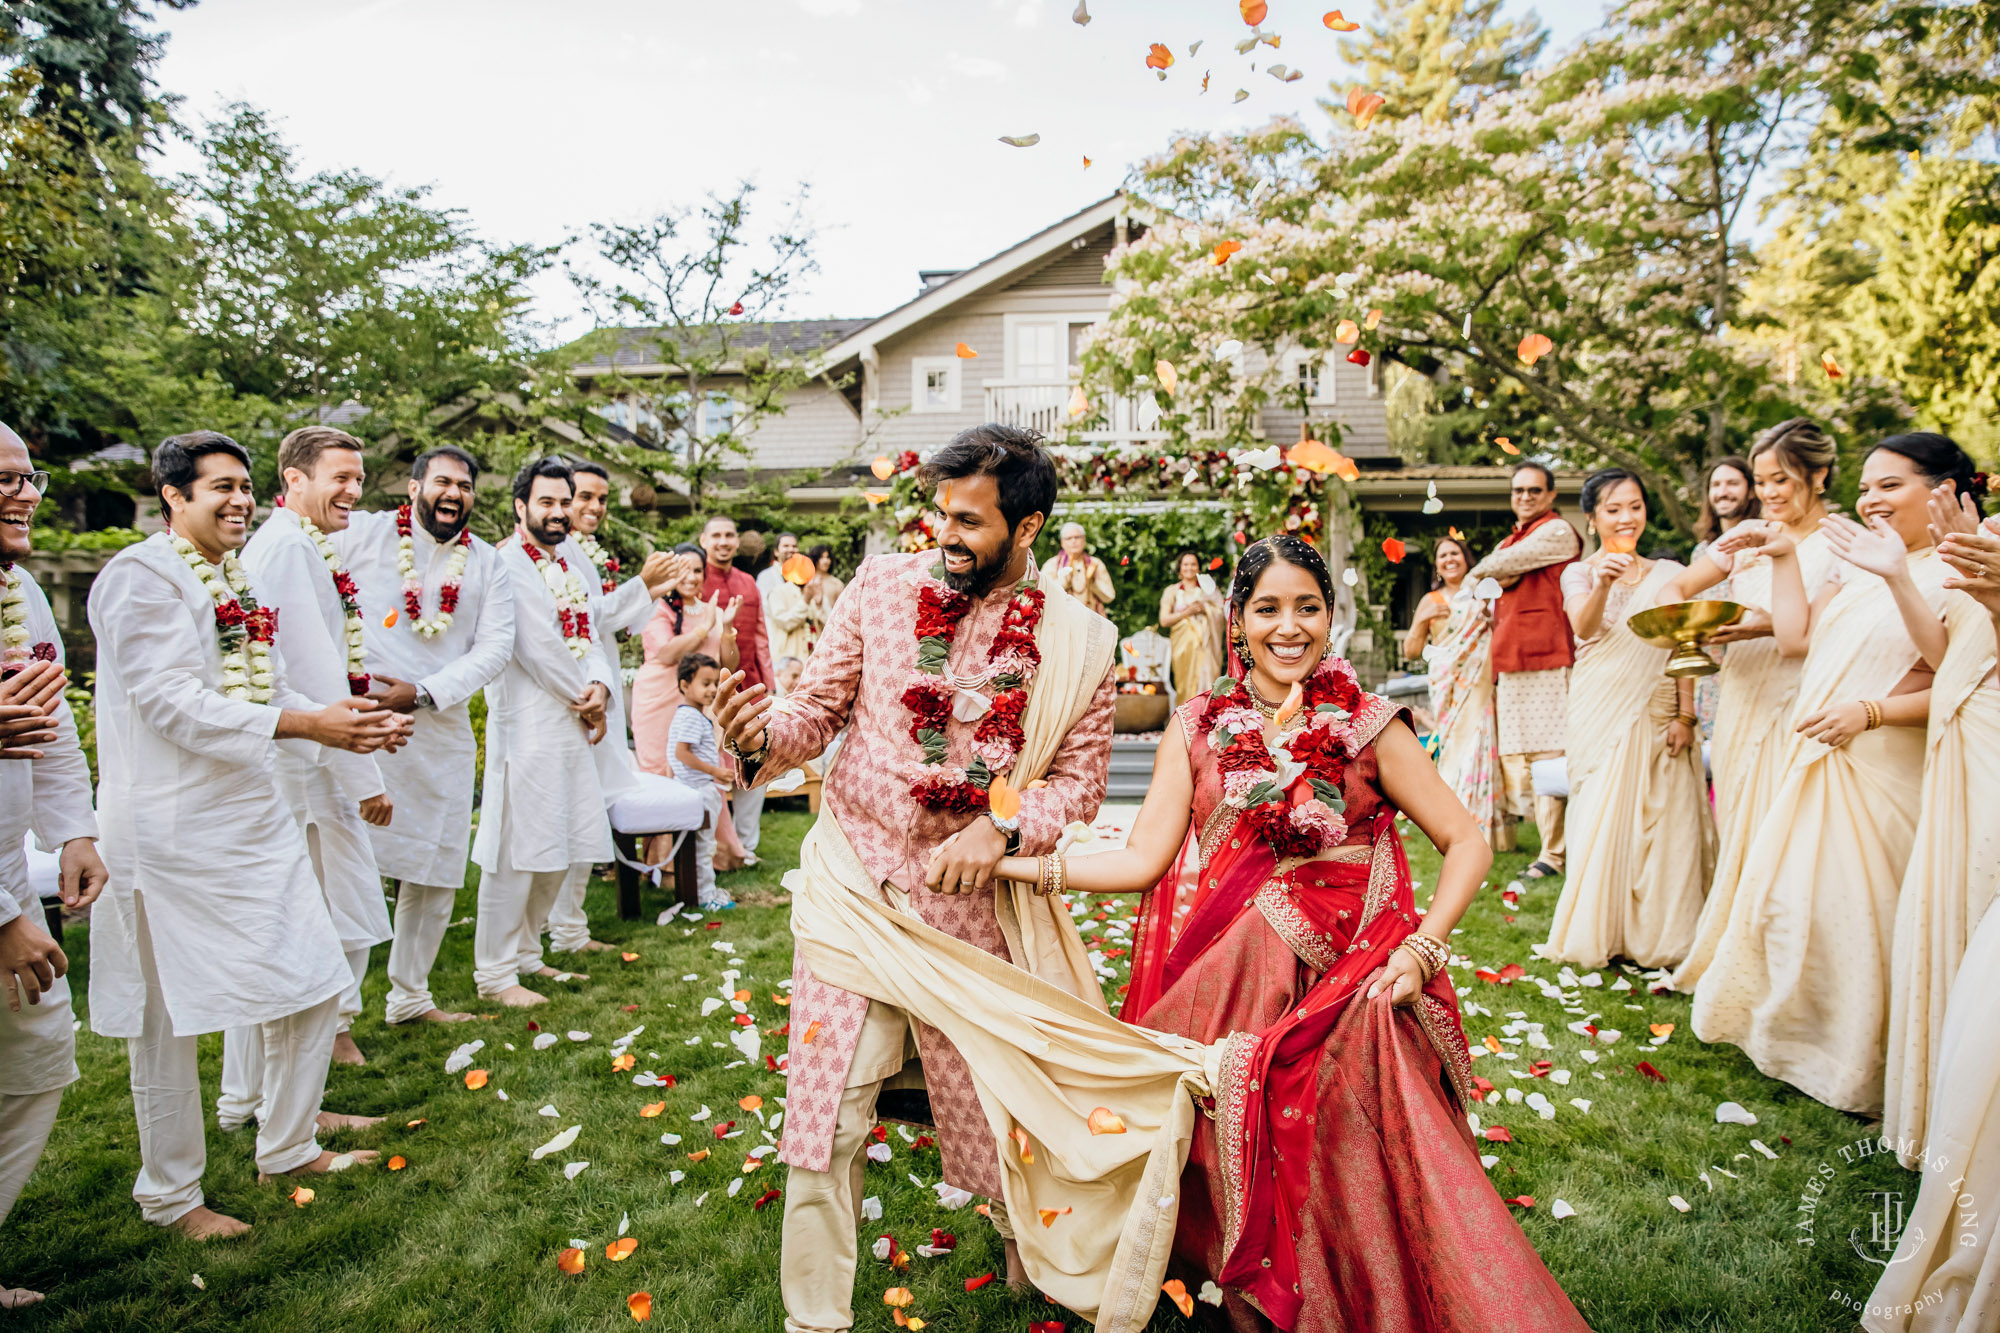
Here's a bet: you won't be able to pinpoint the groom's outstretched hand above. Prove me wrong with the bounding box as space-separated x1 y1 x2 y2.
926 819 1007 896
715 670 772 758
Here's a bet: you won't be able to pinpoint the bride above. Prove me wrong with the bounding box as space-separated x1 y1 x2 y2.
995 534 1591 1333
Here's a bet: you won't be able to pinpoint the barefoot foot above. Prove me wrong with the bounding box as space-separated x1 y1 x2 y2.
259 1148 381 1183
0 1287 45 1310
331 1032 367 1066
559 939 619 954
316 1110 386 1133
1005 1238 1029 1290
532 966 589 983
169 1205 252 1241
389 1008 480 1025
492 985 548 1008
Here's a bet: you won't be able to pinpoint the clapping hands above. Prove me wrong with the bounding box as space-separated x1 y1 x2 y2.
1821 512 1909 578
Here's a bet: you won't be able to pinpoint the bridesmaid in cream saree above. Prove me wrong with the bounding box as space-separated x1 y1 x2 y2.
1884 492 2000 1164
1667 420 1840 991
1544 469 1713 969
1866 512 2000 1333
1692 436 1976 1113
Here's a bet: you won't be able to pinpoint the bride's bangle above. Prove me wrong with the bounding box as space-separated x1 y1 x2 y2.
1396 932 1449 981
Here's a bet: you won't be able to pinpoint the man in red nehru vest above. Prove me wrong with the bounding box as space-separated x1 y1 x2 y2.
698 514 774 865
1468 461 1579 879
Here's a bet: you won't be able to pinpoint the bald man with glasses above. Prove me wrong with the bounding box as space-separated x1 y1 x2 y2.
1468 462 1580 879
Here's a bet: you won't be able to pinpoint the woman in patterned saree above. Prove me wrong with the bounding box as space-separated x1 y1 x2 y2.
997 535 1590 1333
1408 535 1502 849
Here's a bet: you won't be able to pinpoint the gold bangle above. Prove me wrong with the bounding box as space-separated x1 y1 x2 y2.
1052 848 1067 899
1394 941 1438 984
1396 932 1448 981
1864 699 1884 731
1674 713 1697 727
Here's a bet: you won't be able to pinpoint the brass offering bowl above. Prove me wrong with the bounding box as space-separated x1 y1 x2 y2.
1625 600 1746 679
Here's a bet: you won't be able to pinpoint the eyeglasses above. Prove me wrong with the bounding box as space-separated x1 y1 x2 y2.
0 471 48 500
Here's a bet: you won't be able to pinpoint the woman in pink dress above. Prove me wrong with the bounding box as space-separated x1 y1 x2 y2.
1000 535 1591 1332
632 548 743 865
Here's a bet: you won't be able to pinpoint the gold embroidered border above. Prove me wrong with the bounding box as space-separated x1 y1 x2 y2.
1415 993 1480 1107
1254 879 1344 972
1213 1030 1259 1262
1195 799 1238 872
1358 829 1398 928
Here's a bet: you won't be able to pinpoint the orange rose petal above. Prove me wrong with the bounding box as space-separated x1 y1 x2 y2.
773 993 792 1006
955 342 979 359
1822 350 1843 378
1484 1034 1504 1053
1330 452 1361 483
1087 1107 1128 1135
558 1247 587 1274
405 1119 426 1128
640 1102 666 1118
612 1053 636 1072
1495 437 1521 456
1038 1206 1072 1227
607 1237 639 1261
1240 0 1268 23
884 1287 915 1309
1365 307 1383 329
1010 1126 1034 1165
688 1149 710 1162
1650 1023 1676 1038
1145 42 1175 70
1324 10 1360 32
464 1069 489 1090
387 1155 407 1171
1334 319 1359 345
1345 87 1386 129
1163 1278 1195 1316
1210 239 1242 266
290 1185 314 1207
871 455 896 481
864 491 890 506
740 1094 764 1111
1517 332 1554 367
782 553 817 585
381 610 399 628
628 1291 652 1322
621 951 639 962
803 1020 822 1044
987 772 1022 823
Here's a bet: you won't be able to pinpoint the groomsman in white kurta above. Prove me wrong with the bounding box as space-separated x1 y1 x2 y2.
330 446 515 1026
470 459 614 1008
88 432 406 1239
0 424 106 1311
540 460 694 957
229 426 401 1100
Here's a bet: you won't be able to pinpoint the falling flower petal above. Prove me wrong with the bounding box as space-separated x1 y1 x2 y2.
1082 155 1092 169
864 492 889 507
1067 385 1091 418
290 1186 314 1208
1383 537 1407 564
870 455 896 481
1155 360 1178 395
1344 87 1386 128
1335 319 1359 345
1038 1207 1072 1227
1010 1127 1034 1165
1518 333 1554 366
1087 1107 1128 1135
558 1247 586 1274
1233 88 1249 102
1366 308 1383 329
1346 347 1371 367
1072 0 1089 23
1822 350 1842 378
998 134 1040 148
1210 240 1243 266
628 1292 652 1322
954 342 978 359
1240 0 1267 22
803 1021 822 1044
782 554 816 586
1324 9 1359 30
1163 1279 1195 1316
1495 437 1520 455
607 1238 639 1261
382 611 398 628
1146 43 1174 70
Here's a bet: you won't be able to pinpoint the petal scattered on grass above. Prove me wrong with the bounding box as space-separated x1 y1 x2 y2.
290 1186 314 1208
387 1156 407 1171
607 1238 638 1261
558 1247 586 1275
1163 1279 1194 1316
463 1069 488 1090
628 1292 652 1322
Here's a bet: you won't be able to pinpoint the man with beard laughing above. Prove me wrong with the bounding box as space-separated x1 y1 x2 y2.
331 446 517 1025
466 459 615 1008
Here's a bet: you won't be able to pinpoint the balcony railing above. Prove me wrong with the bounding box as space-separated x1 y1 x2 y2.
982 380 1222 443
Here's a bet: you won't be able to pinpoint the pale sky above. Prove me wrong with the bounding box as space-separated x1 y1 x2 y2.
152 0 1603 343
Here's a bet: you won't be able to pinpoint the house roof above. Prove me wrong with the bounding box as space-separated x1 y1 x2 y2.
570 318 878 377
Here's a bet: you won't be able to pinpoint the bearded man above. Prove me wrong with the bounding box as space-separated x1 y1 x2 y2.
0 420 106 1311
715 424 1119 1333
332 446 516 1026
540 459 694 957
88 432 405 1238
468 459 614 1008
228 428 399 1096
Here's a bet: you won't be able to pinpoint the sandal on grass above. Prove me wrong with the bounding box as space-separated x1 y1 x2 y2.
1522 861 1562 879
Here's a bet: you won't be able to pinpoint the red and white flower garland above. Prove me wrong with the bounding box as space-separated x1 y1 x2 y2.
523 541 593 659
172 535 278 704
1199 658 1364 860
293 513 371 695
396 504 470 638
575 532 621 595
902 571 1043 813
1 564 64 677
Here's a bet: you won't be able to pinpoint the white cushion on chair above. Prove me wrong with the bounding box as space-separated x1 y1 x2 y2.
608 772 705 835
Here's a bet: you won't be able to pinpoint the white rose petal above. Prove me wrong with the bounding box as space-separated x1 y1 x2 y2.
531 1125 582 1161
866 1143 892 1163
1569 1098 1593 1113
933 1184 974 1209
538 1104 559 1118
862 1196 884 1221
1668 1194 1691 1213
1715 1101 1758 1126
533 1032 558 1050
1550 1199 1577 1220
1750 1139 1779 1159
564 1161 590 1180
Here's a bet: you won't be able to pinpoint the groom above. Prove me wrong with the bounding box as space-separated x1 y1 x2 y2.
716 424 1117 1333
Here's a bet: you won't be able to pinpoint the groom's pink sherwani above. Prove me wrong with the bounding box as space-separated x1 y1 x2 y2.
759 551 1115 1198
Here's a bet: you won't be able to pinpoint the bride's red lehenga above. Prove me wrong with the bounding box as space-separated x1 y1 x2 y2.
1124 674 1593 1333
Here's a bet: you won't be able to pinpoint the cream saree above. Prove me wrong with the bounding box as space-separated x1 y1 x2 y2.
1673 532 1838 991
1425 587 1501 849
1692 552 1951 1114
1884 590 2000 1164
1544 561 1715 968
1163 578 1222 708
1864 900 2000 1333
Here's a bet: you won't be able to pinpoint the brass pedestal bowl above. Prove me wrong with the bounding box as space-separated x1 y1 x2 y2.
1626 600 1746 678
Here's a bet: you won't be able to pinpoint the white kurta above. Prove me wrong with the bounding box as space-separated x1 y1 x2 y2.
0 566 98 1096
330 510 514 887
469 537 615 875
242 509 392 952
85 534 350 1039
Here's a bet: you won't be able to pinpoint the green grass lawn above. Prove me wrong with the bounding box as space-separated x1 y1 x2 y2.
5 804 1906 1332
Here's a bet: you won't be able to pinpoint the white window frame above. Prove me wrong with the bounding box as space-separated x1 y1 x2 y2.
1002 311 1105 382
910 356 962 414
1285 350 1337 405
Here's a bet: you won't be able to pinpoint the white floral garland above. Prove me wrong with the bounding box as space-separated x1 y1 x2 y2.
293 513 369 691
524 542 593 660
1 564 28 671
397 504 471 639
574 532 620 595
172 535 276 704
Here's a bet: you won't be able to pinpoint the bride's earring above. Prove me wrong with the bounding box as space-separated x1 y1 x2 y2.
1232 628 1252 668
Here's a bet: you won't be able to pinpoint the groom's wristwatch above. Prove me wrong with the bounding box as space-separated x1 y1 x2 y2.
414 685 436 711
988 813 1021 854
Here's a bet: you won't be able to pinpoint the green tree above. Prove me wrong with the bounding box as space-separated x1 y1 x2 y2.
1334 0 1544 126
563 184 823 511
0 0 193 143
